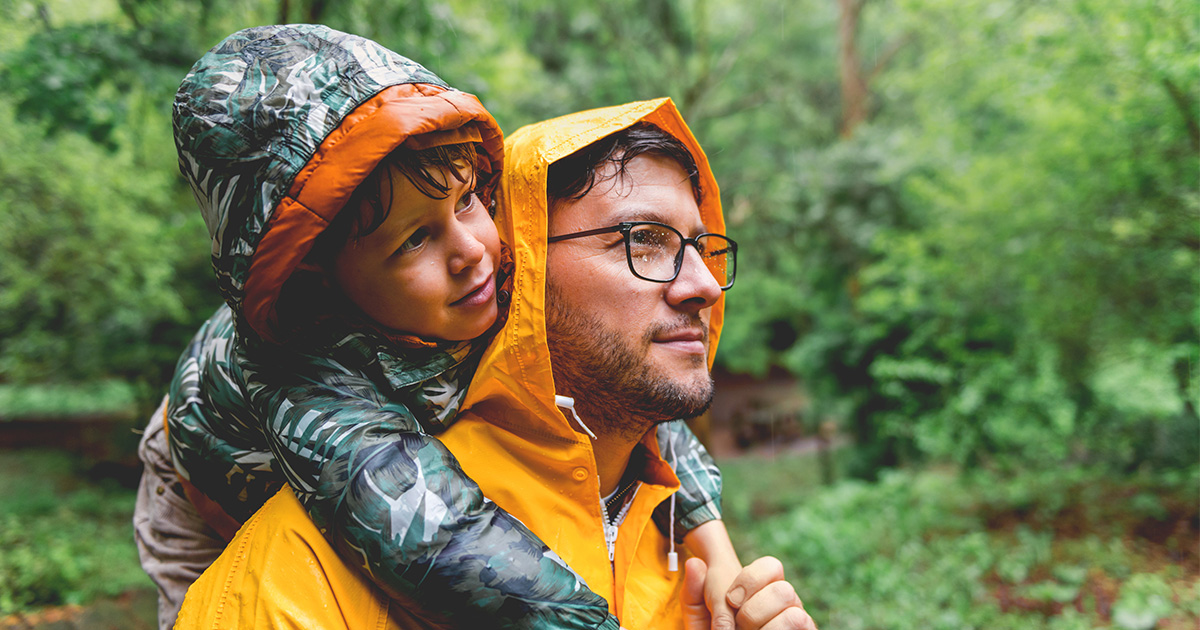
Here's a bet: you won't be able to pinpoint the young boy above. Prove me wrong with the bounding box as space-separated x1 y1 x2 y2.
134 24 735 629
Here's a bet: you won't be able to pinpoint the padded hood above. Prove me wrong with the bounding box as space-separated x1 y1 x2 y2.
173 24 503 343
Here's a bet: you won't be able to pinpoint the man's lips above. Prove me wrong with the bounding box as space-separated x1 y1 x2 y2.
452 273 496 307
652 328 707 354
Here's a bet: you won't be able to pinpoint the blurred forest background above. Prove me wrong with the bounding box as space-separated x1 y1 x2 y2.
0 0 1196 628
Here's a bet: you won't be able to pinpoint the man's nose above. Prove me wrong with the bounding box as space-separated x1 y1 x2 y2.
666 244 722 309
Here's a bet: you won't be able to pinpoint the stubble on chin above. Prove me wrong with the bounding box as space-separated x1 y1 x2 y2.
545 284 714 441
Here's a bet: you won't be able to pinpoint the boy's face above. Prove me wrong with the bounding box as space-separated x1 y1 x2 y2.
333 163 501 341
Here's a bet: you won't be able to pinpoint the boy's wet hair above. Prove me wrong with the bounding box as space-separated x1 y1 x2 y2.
547 122 702 207
277 141 484 335
311 142 483 264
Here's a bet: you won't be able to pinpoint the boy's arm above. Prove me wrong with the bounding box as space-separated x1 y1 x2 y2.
653 420 725 537
683 520 742 628
249 365 619 630
167 305 286 524
653 421 742 623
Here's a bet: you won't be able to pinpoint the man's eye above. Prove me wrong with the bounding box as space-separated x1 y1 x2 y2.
397 228 429 254
629 227 674 250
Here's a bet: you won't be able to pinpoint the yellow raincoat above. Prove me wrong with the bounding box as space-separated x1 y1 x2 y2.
175 97 726 630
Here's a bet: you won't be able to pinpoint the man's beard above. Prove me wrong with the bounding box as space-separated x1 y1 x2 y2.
545 283 714 441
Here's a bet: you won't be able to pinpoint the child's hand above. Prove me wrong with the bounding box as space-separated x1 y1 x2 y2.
682 520 742 629
702 557 741 630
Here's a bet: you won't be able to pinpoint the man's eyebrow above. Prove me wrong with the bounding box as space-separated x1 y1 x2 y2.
610 207 707 234
604 205 665 223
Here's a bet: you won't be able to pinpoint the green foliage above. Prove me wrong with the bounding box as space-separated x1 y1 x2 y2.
0 381 134 418
0 0 1195 473
721 0 1200 475
0 95 218 394
1112 574 1175 630
0 450 151 614
724 458 1200 630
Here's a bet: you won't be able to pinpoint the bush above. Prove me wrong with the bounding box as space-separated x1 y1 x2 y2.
0 450 151 614
724 460 1200 630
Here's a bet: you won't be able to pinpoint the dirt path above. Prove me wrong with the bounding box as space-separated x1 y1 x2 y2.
0 590 156 630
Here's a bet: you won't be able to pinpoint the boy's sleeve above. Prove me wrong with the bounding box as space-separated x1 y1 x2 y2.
248 364 620 630
166 306 286 523
653 420 724 542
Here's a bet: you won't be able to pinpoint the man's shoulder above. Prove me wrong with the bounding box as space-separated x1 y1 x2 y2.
175 488 378 629
177 487 453 630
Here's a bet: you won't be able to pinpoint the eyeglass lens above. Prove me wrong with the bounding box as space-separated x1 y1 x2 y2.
627 224 734 287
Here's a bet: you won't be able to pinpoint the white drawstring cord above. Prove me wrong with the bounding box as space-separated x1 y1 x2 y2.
667 432 679 572
555 395 597 440
556 397 682 572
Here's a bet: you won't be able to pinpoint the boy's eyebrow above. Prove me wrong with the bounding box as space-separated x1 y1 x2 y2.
377 208 422 240
369 168 477 243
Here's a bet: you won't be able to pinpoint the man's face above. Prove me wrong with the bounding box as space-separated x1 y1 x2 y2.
546 154 724 439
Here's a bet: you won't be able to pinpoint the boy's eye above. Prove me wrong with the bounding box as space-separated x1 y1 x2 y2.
456 191 477 213
397 228 429 254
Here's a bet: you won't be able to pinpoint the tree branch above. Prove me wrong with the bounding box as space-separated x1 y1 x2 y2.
35 2 52 30
115 0 142 30
1161 77 1200 154
307 0 328 23
682 25 750 119
850 0 866 20
866 33 911 85
839 0 867 136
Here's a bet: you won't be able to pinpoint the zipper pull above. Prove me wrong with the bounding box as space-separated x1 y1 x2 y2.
604 522 617 562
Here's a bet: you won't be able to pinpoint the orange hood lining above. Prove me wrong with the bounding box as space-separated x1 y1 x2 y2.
241 83 504 343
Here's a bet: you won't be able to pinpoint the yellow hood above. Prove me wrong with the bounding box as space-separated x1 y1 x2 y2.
461 97 726 434
441 98 727 627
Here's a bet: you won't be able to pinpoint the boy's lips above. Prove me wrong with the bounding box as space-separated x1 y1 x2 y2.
452 273 496 307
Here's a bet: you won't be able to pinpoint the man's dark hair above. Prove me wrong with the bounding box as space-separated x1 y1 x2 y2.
547 122 702 207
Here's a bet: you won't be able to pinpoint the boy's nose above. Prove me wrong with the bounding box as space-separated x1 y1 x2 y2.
449 220 486 274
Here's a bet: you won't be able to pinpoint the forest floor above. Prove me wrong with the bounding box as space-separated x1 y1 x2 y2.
1 446 1196 629
0 591 155 630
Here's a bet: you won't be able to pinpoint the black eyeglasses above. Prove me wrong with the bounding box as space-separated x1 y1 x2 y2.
548 221 737 290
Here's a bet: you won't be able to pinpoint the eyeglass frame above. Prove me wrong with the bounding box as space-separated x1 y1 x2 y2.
547 220 738 290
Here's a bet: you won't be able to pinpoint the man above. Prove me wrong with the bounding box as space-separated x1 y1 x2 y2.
175 98 815 629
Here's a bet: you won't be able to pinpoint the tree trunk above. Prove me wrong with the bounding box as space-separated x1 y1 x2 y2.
838 0 867 137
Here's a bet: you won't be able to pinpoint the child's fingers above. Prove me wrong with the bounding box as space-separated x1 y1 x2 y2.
703 562 741 630
710 596 738 630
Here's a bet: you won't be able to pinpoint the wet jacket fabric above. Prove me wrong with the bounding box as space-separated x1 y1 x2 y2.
166 25 721 629
175 97 728 630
